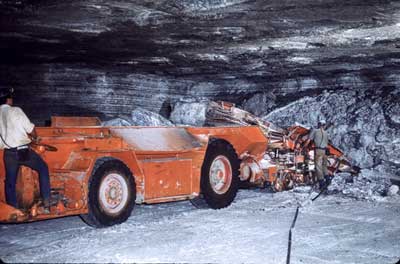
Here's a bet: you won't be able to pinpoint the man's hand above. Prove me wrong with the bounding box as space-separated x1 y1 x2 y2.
31 136 41 144
28 128 41 143
303 138 311 149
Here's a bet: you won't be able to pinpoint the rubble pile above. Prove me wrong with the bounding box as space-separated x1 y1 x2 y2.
263 88 400 198
328 173 393 201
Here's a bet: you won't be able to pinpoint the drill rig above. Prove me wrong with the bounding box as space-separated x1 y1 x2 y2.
206 101 359 191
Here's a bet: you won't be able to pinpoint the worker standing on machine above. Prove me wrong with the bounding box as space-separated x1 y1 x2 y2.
304 119 332 190
0 88 51 213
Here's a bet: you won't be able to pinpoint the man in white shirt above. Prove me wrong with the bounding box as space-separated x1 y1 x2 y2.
0 88 50 212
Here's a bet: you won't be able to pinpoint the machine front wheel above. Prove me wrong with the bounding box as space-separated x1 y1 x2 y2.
199 139 240 209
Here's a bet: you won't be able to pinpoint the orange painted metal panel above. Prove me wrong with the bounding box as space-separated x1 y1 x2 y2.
188 126 268 157
142 159 193 200
16 167 40 209
267 167 277 183
51 116 101 127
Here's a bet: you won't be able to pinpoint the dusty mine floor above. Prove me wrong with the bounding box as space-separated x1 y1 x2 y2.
0 189 399 264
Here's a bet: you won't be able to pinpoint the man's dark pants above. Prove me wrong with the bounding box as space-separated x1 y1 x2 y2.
4 148 50 208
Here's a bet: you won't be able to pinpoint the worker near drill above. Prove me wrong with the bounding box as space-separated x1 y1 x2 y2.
304 119 332 190
0 88 51 212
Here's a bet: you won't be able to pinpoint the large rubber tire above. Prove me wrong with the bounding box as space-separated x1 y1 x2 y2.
199 139 240 209
81 158 136 228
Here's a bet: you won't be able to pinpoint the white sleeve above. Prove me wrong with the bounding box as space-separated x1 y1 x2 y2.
14 107 35 134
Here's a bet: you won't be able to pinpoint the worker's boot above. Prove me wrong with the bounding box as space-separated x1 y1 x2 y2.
318 179 327 190
324 175 334 186
42 199 51 214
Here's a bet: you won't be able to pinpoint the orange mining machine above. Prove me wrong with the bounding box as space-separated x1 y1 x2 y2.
0 103 358 227
0 117 269 227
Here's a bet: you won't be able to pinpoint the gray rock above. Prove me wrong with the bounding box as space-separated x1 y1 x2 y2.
387 185 399 196
385 102 400 124
131 108 174 127
102 117 133 127
242 92 276 116
170 101 208 126
102 108 174 127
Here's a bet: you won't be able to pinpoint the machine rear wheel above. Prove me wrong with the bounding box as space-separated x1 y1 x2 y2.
81 158 136 227
198 139 239 209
